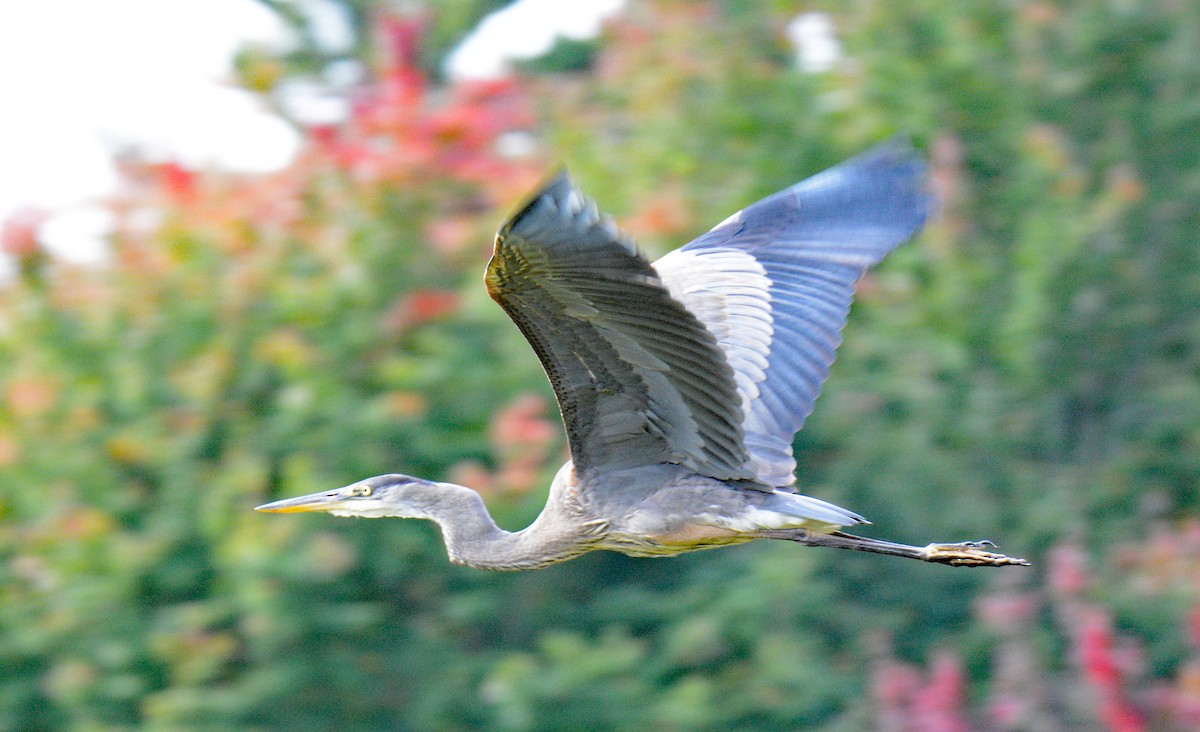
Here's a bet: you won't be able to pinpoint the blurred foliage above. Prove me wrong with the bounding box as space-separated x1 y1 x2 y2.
3 0 1200 729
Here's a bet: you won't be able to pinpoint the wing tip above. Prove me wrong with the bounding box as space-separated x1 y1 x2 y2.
851 134 936 230
496 166 574 241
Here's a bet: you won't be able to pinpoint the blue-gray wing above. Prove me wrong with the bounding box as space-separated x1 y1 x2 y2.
486 172 755 482
653 140 932 487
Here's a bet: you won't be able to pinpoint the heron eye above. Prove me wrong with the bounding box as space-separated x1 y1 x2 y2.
355 485 373 497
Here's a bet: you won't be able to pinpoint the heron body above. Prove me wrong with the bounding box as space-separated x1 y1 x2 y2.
258 140 1029 570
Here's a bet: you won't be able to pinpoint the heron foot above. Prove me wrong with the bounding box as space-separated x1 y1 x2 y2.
920 540 1030 567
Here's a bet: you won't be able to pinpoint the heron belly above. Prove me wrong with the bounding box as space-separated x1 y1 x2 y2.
599 525 755 557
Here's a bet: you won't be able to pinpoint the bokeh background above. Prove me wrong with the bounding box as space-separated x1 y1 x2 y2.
3 1 1200 729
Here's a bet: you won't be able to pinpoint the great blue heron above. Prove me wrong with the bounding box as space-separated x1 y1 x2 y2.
257 140 1028 570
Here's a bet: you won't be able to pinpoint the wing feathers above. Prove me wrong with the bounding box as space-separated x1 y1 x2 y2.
487 142 929 490
655 139 932 487
487 172 753 481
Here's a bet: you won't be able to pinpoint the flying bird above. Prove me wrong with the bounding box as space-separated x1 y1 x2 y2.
257 141 1028 570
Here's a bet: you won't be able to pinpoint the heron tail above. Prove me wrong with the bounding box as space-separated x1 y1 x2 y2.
773 491 868 529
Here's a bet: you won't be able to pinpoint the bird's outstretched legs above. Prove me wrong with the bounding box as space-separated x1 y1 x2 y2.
759 529 1030 567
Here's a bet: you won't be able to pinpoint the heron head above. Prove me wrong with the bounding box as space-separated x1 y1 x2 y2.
255 474 437 519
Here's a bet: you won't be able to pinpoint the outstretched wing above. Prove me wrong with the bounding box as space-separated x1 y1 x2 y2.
653 140 932 487
486 172 754 482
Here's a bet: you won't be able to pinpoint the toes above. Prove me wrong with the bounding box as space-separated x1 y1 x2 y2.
953 553 1030 567
952 540 996 549
922 542 1030 567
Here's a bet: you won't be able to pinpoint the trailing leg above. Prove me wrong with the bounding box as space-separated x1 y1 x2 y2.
758 529 1029 567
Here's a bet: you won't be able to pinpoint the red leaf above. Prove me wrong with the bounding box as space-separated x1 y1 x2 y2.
1 208 46 258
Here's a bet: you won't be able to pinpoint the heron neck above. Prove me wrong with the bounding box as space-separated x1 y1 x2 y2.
417 482 594 571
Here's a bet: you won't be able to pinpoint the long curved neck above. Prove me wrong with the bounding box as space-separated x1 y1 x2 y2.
408 482 597 571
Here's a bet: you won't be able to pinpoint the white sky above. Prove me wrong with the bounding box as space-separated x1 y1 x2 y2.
445 0 624 79
0 0 835 269
0 1 298 195
0 0 298 264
